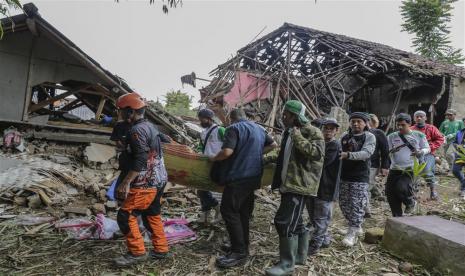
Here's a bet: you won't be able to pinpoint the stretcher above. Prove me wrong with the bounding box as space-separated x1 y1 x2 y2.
163 143 274 192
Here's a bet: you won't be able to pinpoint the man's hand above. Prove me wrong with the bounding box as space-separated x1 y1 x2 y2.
116 182 129 201
340 152 349 160
380 168 389 177
411 150 423 158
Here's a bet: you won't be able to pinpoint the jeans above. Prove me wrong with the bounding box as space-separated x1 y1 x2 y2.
306 196 333 249
423 154 436 188
452 162 465 191
385 170 415 217
220 184 256 254
197 190 218 212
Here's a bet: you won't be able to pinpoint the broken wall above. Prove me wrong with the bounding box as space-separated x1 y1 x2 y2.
450 77 465 120
0 31 32 121
0 29 103 121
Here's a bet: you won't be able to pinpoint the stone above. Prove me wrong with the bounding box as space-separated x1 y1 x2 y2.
382 216 465 276
64 206 92 216
49 154 71 165
364 227 384 244
84 143 116 163
105 201 117 210
14 196 27 207
398 262 413 273
82 169 97 182
98 189 107 202
92 203 106 215
27 194 42 209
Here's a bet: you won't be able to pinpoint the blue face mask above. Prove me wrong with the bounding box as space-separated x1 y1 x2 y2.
417 122 425 128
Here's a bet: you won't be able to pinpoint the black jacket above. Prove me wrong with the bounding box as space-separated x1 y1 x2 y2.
317 140 341 201
369 128 390 169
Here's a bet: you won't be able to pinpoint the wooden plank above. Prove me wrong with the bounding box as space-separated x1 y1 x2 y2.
22 37 36 121
28 87 88 113
94 97 106 119
33 131 114 145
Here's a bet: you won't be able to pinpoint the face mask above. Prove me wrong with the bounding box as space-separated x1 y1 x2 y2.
417 122 425 128
200 121 211 128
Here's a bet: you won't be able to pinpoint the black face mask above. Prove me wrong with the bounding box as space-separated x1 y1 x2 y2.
417 122 426 128
200 121 212 128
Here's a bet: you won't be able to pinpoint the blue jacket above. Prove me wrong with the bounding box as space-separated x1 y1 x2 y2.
221 120 267 185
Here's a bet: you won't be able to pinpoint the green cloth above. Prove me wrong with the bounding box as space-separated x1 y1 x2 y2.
284 100 309 124
439 120 464 141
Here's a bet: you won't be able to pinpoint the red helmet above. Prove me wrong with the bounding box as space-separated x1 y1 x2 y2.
116 93 146 109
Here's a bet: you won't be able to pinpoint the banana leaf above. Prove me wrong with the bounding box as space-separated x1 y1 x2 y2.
163 143 274 193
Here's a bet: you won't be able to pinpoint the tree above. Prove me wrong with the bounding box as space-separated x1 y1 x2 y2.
115 0 182 14
164 90 196 117
0 0 22 39
400 0 464 64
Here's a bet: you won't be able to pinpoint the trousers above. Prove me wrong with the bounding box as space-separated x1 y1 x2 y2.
220 184 256 253
385 170 415 217
339 181 368 228
274 193 307 237
117 186 168 255
306 196 332 248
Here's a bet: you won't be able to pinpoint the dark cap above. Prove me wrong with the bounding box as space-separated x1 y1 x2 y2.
198 108 215 119
321 118 340 127
349 112 370 123
395 113 412 124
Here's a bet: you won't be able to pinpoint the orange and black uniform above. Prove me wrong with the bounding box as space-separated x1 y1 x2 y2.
117 118 170 256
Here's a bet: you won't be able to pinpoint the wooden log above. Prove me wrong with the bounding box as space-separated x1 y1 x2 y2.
33 131 114 145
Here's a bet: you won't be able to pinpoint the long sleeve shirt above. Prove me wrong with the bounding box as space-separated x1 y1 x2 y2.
387 130 430 170
410 124 444 155
369 128 390 169
440 120 465 141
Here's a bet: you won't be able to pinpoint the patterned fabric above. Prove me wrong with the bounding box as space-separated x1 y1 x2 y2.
339 181 368 228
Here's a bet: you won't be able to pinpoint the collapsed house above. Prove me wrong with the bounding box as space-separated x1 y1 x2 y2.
200 23 465 130
0 3 195 144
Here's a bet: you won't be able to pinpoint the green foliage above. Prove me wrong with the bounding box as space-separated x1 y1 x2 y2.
400 0 464 64
0 0 22 39
404 157 428 183
115 0 182 14
164 90 196 117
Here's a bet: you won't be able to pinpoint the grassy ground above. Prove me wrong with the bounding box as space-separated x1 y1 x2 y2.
0 174 464 276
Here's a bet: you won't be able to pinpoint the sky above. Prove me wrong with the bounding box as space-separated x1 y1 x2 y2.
18 0 465 106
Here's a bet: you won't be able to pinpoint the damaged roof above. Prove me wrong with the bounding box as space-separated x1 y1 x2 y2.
1 3 194 143
213 22 465 79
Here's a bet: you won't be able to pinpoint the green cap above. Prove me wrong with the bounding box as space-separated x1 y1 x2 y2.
284 100 309 124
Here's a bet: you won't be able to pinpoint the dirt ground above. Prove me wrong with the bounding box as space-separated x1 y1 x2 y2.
0 173 464 276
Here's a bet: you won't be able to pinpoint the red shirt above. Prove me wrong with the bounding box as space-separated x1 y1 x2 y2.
410 124 444 155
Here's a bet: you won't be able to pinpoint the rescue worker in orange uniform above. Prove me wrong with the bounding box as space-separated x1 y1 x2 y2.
114 93 171 267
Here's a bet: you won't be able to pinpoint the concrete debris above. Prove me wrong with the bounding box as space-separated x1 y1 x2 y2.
27 194 42 209
64 206 92 217
84 143 116 163
49 154 72 165
382 216 465 276
27 115 49 125
92 203 106 215
398 262 414 273
104 201 117 211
